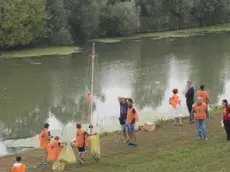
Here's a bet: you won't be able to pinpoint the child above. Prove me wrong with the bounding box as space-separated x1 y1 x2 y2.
47 136 64 161
74 123 96 165
38 123 52 166
126 98 139 147
169 88 183 126
11 156 26 172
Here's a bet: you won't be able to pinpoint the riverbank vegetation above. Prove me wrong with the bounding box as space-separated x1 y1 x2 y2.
0 114 229 172
1 0 230 49
5 46 81 58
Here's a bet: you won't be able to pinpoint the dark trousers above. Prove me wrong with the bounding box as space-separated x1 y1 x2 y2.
187 102 193 121
223 120 230 140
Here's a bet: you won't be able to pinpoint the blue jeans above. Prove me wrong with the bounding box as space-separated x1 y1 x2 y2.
126 123 135 133
196 119 207 138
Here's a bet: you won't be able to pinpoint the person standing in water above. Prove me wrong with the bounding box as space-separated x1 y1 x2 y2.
185 81 195 123
169 88 183 126
222 99 230 141
191 97 208 140
196 85 210 118
118 96 129 143
126 98 139 147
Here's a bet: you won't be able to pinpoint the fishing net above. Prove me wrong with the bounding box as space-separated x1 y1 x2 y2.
88 135 101 161
52 143 76 172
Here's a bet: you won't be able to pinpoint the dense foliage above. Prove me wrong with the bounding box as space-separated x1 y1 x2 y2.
1 0 230 48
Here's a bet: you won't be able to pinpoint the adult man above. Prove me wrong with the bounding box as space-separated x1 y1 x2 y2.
191 97 208 140
196 85 210 118
185 81 195 123
118 96 129 143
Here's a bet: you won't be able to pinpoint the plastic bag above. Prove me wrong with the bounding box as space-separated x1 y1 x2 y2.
52 143 76 172
52 161 65 172
88 135 101 161
57 143 76 163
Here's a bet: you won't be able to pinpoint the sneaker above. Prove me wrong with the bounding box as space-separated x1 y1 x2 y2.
204 137 208 140
173 123 177 126
198 137 202 140
43 162 48 167
189 120 195 124
79 158 84 165
128 142 133 146
128 143 137 147
179 123 184 126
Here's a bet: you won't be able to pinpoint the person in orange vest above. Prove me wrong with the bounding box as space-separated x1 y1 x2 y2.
126 98 139 147
196 85 210 118
38 123 52 166
74 123 96 165
191 96 208 140
169 88 183 126
11 156 26 172
47 136 64 161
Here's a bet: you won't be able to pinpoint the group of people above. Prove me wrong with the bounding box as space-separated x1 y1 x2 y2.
170 81 230 141
11 122 96 172
39 123 96 167
118 97 139 147
11 82 230 172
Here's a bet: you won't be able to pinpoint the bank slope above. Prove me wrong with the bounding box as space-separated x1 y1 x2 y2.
0 115 229 172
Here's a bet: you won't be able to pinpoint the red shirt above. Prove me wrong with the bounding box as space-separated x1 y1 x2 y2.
223 106 230 120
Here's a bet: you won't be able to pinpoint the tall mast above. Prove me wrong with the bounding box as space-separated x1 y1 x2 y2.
89 43 95 133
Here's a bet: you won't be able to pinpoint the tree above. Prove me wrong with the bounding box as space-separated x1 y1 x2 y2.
0 0 47 48
110 0 140 36
46 0 73 45
64 0 101 42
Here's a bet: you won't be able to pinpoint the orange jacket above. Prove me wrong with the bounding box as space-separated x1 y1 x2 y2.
39 129 50 149
75 129 88 147
11 163 26 172
126 106 139 124
47 140 61 161
193 103 207 119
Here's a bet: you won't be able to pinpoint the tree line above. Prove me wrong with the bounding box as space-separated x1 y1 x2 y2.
1 0 230 49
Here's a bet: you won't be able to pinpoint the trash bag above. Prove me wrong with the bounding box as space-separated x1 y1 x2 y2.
88 135 101 161
56 143 76 164
52 143 76 172
52 161 65 172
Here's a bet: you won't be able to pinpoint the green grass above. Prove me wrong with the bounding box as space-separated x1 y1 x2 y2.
93 23 230 43
1 114 229 172
3 46 81 58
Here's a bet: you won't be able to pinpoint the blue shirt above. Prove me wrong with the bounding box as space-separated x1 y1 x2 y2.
120 102 128 120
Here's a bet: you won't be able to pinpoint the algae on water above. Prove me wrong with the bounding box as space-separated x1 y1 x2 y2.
93 23 230 43
4 46 81 58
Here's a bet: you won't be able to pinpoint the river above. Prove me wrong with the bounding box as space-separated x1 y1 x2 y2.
0 32 230 155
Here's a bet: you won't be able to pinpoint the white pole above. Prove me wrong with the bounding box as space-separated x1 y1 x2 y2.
89 43 95 133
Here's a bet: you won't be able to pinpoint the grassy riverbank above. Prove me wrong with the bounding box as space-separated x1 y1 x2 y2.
1 46 81 58
93 23 230 43
0 114 229 172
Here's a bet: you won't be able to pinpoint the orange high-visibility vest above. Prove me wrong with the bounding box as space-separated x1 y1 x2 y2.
75 129 88 147
193 103 207 119
38 129 50 149
126 106 139 124
47 140 61 161
11 163 26 172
